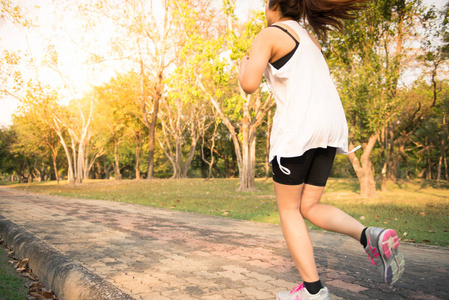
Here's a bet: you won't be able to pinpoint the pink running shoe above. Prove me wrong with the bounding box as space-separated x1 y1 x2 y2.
276 283 332 300
364 227 405 285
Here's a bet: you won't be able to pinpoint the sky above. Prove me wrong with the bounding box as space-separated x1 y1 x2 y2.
0 0 446 127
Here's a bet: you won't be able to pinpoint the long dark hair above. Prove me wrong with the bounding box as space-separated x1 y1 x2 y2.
268 0 367 41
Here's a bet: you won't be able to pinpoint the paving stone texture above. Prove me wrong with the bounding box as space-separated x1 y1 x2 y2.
0 187 448 299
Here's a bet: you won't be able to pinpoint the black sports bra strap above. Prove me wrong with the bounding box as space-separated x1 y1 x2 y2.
271 25 299 44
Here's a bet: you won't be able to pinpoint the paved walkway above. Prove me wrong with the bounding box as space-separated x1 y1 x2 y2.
0 187 448 300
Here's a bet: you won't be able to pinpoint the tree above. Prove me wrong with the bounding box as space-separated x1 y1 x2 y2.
409 82 449 182
77 0 180 179
11 112 62 182
195 9 275 191
0 127 18 179
159 0 222 179
1 1 101 184
327 0 427 197
94 72 144 180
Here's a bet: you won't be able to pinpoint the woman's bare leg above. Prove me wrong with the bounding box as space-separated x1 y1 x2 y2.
274 182 319 282
274 181 366 283
300 184 365 240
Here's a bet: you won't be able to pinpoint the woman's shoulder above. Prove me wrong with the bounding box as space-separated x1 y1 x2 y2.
258 26 282 38
252 26 286 49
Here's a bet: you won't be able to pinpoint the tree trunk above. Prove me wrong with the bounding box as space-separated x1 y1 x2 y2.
52 157 59 183
224 155 230 178
237 97 256 191
181 112 200 178
69 134 80 184
77 141 85 184
49 144 59 184
442 113 448 183
238 139 255 191
84 138 90 179
444 152 448 181
202 121 218 180
141 58 162 180
114 139 122 180
380 127 388 192
135 132 142 180
139 0 170 180
76 101 93 183
389 132 403 181
103 158 112 179
347 135 378 198
181 137 198 178
39 161 45 182
54 122 75 184
172 136 182 179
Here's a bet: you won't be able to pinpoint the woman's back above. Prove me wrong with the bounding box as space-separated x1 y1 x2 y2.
264 20 348 163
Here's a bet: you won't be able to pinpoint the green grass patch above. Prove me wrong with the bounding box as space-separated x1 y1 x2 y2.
0 246 29 300
0 181 18 186
7 178 449 247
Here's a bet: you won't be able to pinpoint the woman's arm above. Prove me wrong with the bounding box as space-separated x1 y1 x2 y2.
238 29 273 95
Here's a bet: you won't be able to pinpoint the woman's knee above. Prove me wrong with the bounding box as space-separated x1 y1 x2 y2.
300 202 316 220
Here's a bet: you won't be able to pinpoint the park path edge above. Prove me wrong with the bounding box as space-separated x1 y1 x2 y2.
0 215 134 300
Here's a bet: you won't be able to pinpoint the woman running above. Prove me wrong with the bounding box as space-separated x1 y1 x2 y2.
238 1 405 299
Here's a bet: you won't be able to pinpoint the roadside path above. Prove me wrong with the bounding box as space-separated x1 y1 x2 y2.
0 187 448 299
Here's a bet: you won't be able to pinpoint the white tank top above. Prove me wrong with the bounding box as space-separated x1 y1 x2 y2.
264 20 350 175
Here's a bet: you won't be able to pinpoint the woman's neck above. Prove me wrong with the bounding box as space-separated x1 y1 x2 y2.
269 16 294 26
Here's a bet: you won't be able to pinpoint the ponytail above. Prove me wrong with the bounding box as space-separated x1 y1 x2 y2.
268 0 367 41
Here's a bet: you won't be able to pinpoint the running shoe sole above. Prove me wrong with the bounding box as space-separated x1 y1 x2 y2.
377 229 405 285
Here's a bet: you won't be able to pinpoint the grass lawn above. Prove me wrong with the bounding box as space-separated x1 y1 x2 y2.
0 244 29 300
5 177 449 247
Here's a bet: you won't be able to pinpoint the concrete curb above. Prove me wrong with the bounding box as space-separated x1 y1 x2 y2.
0 215 134 300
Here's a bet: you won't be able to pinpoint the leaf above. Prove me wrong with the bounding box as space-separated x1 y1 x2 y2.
14 258 29 269
28 291 46 299
27 282 41 289
41 290 54 298
420 212 426 216
23 272 39 281
18 258 29 269
375 215 380 218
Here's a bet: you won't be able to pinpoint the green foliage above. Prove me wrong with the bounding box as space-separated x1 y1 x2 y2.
410 82 449 178
326 0 426 141
92 71 147 179
0 127 17 174
229 10 266 60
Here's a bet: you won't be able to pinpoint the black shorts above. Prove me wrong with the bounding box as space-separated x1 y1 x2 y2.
272 147 337 186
